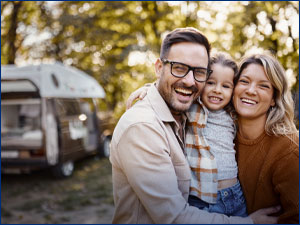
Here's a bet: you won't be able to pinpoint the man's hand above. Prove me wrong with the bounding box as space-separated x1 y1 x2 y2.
249 206 281 224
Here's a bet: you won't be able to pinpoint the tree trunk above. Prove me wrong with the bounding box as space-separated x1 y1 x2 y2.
7 1 22 64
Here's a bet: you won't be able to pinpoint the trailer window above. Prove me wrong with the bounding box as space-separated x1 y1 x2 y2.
55 99 81 116
1 100 41 136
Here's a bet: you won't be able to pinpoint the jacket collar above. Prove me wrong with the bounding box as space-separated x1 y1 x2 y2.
147 83 176 123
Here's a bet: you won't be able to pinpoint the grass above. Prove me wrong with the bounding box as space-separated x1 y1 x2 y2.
14 198 48 211
58 216 71 223
55 157 113 210
57 192 93 211
1 156 114 223
1 207 12 217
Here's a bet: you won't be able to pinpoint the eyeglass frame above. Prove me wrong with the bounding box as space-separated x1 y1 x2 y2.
161 58 213 82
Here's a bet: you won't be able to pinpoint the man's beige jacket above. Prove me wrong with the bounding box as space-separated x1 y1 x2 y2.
110 84 253 224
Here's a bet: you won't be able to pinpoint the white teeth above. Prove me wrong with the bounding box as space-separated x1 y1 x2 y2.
241 98 257 104
209 96 222 101
175 88 192 95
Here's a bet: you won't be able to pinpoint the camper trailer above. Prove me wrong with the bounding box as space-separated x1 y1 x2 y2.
1 63 113 178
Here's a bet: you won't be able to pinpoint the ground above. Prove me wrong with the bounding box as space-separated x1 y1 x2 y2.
1 157 115 224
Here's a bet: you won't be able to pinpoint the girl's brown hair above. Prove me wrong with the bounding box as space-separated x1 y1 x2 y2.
209 52 238 115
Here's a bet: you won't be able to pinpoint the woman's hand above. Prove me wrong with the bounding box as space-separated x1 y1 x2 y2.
126 84 151 110
249 205 281 224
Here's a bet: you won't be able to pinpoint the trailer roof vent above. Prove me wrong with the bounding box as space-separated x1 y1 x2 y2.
51 73 59 88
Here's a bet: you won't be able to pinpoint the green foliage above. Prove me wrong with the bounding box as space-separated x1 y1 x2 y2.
1 1 48 64
1 1 299 121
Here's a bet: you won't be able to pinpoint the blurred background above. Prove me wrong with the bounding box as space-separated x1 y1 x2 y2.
1 1 299 224
2 1 299 121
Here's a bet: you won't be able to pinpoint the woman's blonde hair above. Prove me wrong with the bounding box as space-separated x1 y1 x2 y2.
235 53 298 136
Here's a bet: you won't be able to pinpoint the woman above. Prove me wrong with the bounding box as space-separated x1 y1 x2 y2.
233 53 299 224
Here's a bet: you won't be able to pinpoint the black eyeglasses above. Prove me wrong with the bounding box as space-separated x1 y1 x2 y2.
161 59 212 82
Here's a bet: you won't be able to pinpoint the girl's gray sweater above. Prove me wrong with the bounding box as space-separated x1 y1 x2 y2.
203 109 238 180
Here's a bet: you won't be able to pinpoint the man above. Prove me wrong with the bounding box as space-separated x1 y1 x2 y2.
110 27 279 223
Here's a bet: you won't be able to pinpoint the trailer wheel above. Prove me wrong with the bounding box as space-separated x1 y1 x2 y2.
51 161 74 178
99 136 111 158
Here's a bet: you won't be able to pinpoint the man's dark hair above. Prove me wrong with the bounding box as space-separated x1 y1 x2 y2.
160 27 211 63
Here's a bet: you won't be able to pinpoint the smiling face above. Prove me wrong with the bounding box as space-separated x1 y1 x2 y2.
156 42 208 114
201 63 234 111
233 63 275 122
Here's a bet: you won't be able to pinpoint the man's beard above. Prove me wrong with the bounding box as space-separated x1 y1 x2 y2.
157 73 198 113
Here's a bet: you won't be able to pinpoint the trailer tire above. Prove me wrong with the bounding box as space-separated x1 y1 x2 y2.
51 161 74 178
99 136 111 158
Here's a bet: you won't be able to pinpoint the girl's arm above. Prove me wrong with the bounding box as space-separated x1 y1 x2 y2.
126 83 152 110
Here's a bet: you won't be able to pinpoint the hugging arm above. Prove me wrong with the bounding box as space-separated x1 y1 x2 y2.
126 83 152 110
249 206 280 224
117 122 280 224
116 122 260 223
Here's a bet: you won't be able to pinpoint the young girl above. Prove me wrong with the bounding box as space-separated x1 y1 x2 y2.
126 53 248 217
